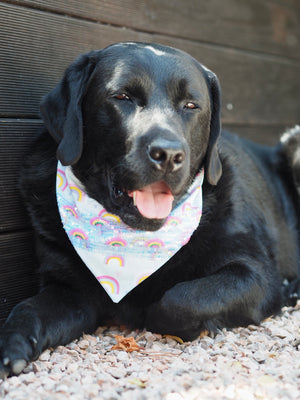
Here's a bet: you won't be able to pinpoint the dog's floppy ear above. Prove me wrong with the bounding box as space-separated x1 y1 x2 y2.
40 52 98 165
203 69 223 185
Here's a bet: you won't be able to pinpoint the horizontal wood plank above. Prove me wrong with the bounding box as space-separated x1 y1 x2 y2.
222 124 289 145
0 231 38 326
0 2 151 118
0 3 299 126
0 119 43 232
14 0 300 59
154 35 300 126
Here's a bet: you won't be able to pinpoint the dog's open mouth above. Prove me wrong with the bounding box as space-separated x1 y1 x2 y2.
127 182 174 220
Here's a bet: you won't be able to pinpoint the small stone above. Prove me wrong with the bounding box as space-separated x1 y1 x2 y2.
78 339 90 349
88 383 100 396
269 327 294 340
67 362 78 373
55 384 70 393
39 349 51 361
150 342 165 352
116 351 129 362
257 375 276 385
107 367 125 379
49 373 62 381
253 351 267 363
31 362 41 373
155 361 169 372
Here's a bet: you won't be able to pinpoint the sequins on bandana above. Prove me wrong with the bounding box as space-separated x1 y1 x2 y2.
56 162 204 302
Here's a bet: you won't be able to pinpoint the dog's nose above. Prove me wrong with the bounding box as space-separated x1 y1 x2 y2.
148 139 186 172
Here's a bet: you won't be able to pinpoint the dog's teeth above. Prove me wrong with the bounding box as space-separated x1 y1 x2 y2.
133 192 137 206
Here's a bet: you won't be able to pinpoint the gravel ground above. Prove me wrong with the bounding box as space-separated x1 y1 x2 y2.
1 301 299 400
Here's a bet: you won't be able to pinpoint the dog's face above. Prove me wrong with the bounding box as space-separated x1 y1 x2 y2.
40 42 222 231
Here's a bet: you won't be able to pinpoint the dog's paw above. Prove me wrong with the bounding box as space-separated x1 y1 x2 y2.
145 286 202 341
0 332 38 378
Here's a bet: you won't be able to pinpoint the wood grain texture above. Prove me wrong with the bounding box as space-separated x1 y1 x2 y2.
154 34 300 126
1 3 299 125
0 3 150 118
0 231 38 325
0 119 43 232
222 124 288 145
13 0 300 59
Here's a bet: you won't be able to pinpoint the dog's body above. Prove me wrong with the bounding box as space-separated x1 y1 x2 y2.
1 42 300 378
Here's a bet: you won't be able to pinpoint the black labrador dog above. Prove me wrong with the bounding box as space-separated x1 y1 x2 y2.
1 42 300 378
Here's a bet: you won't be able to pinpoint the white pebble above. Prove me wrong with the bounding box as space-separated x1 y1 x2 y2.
39 349 51 361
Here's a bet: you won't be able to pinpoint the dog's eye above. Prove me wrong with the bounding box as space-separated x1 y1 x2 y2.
113 93 131 101
184 102 199 110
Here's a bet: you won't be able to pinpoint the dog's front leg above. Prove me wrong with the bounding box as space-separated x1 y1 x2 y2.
145 263 281 341
0 283 100 378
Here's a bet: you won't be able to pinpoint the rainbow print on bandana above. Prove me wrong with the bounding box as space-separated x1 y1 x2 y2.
97 275 120 295
69 229 88 241
165 216 182 226
182 202 200 215
63 205 78 219
57 169 68 191
69 185 84 202
105 255 125 267
145 239 165 248
137 274 150 285
90 217 107 227
105 238 127 247
99 210 121 223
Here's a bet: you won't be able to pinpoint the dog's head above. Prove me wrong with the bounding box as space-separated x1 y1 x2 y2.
40 42 222 231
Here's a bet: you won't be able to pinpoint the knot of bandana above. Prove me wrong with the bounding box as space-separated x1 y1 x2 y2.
56 162 204 302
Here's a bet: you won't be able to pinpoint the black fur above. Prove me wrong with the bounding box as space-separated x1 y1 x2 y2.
1 42 299 378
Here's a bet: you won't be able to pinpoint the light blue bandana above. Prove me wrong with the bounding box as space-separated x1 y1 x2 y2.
56 162 204 302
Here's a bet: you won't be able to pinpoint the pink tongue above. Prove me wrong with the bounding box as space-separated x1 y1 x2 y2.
129 182 174 219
